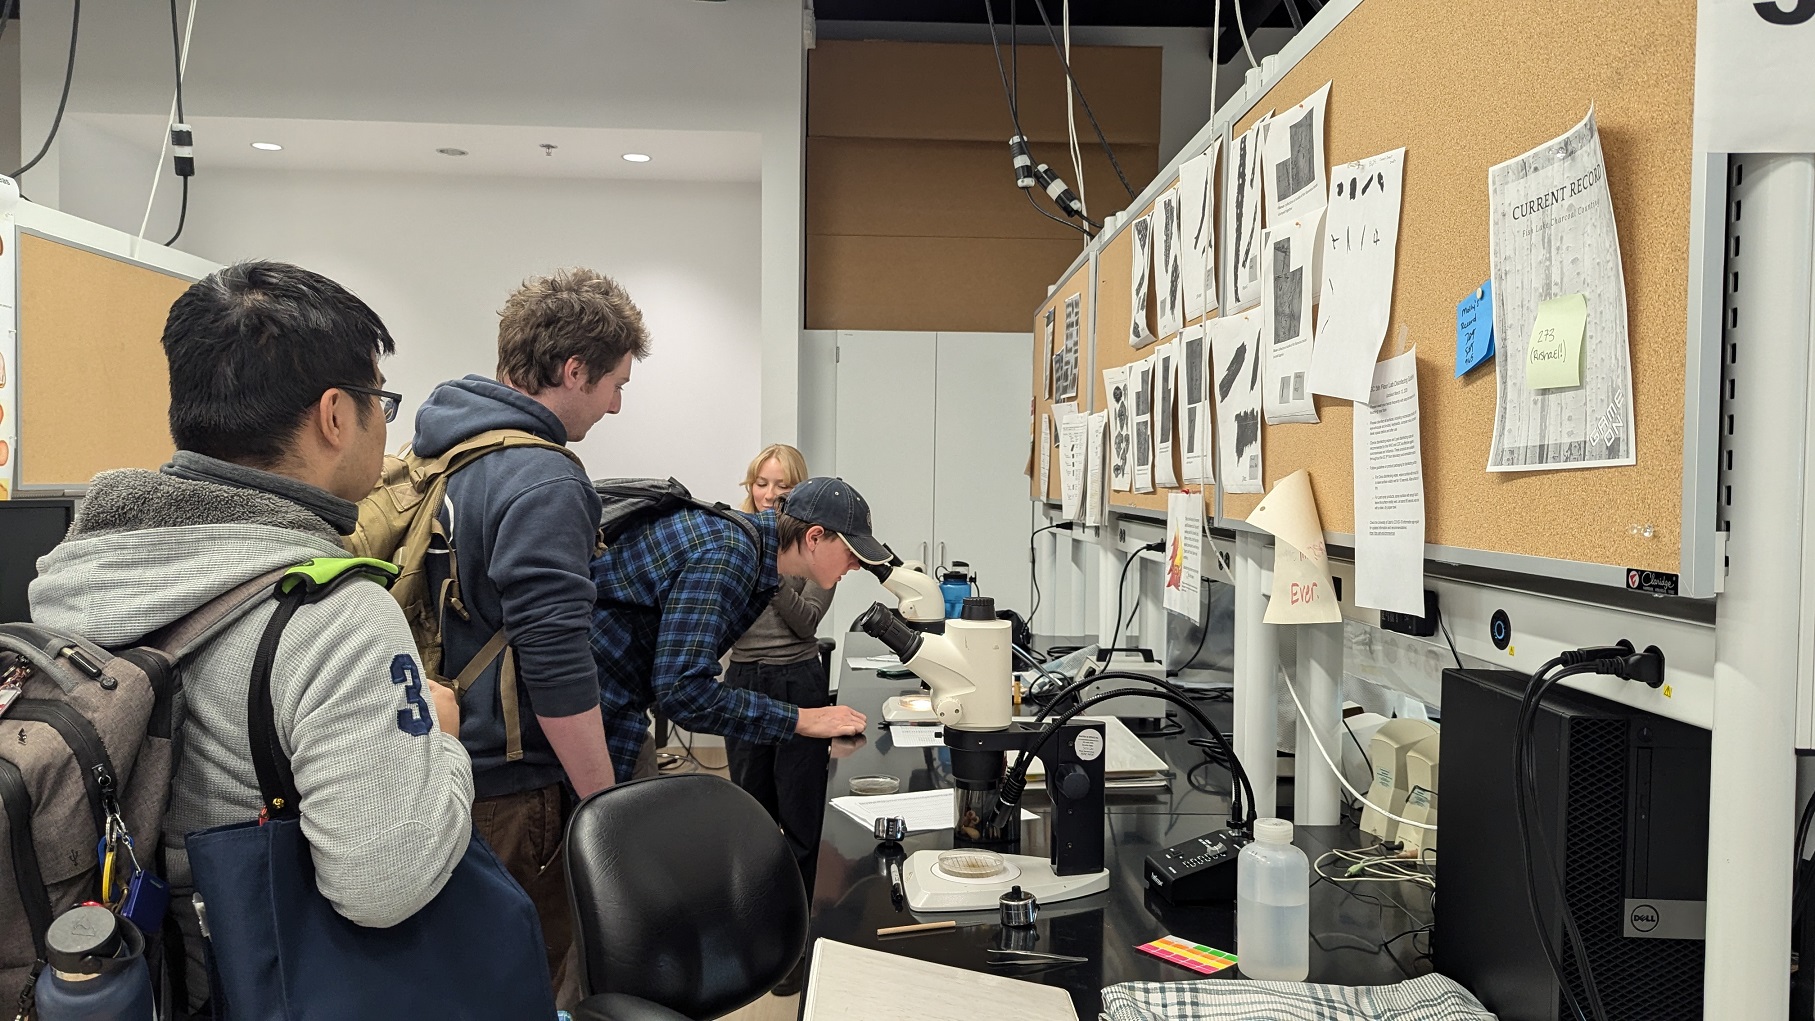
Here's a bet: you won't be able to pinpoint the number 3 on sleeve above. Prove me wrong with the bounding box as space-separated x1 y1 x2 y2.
391 654 434 737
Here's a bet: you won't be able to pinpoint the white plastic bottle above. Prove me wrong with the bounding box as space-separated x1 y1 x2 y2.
1236 817 1310 981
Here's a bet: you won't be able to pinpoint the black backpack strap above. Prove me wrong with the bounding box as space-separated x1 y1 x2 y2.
246 563 395 820
1 757 51 978
247 587 307 820
702 500 764 553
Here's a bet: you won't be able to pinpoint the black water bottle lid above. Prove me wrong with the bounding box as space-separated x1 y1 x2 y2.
46 905 120 974
960 596 996 621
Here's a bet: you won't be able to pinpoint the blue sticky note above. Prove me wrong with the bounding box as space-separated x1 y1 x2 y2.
1455 281 1495 378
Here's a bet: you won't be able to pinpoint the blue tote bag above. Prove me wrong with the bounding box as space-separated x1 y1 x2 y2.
186 569 556 1020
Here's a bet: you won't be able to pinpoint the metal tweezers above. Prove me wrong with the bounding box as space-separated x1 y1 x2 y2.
986 949 1089 967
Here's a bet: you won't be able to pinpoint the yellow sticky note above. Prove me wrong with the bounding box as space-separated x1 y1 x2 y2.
1526 293 1587 390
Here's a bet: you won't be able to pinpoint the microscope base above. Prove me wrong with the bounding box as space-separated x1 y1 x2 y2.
900 849 1110 912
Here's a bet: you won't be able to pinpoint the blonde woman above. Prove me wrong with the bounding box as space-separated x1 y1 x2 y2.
725 445 835 913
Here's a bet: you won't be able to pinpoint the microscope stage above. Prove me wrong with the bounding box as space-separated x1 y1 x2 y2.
881 695 937 723
901 849 1110 912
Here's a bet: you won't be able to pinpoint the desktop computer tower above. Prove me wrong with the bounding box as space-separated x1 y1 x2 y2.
1435 669 1709 1021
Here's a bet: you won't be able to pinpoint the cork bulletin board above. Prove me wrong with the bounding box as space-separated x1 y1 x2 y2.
1030 258 1096 502
17 232 197 489
1211 0 1701 581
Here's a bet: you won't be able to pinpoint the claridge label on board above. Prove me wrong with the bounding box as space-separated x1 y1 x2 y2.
1625 569 1679 596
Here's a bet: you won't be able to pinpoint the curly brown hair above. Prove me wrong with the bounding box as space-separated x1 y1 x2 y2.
496 268 651 395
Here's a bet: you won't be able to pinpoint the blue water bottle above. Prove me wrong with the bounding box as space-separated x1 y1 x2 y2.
32 905 154 1021
939 562 974 619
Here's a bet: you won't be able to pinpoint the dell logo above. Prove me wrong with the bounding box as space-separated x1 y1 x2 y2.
1630 904 1660 932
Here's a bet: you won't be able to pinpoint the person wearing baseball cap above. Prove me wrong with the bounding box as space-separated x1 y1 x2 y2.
780 475 893 567
587 476 885 789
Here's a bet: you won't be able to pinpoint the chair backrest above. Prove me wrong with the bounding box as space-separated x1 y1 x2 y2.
565 774 808 1019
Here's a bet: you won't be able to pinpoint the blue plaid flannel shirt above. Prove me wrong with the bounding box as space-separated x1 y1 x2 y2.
589 507 796 782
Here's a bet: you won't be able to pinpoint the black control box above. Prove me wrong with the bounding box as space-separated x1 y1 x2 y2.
1379 589 1439 637
1143 828 1250 905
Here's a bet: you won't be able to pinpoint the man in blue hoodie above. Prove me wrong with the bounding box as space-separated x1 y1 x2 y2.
410 268 645 993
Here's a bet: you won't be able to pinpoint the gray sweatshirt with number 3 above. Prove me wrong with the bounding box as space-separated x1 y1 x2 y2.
28 463 474 1001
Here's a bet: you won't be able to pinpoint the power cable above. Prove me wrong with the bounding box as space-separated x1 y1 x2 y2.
13 0 81 180
1028 0 1136 199
139 0 197 249
164 179 190 247
1230 0 1260 69
1209 0 1222 119
1436 605 1465 670
1108 542 1163 650
984 0 1091 236
1061 0 1087 218
1026 186 1092 237
1514 661 1610 1021
1276 661 1436 832
1028 522 1071 621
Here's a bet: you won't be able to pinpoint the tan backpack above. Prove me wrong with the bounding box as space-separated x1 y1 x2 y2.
344 429 582 762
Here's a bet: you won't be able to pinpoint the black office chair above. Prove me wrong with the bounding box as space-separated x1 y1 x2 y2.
565 774 810 1021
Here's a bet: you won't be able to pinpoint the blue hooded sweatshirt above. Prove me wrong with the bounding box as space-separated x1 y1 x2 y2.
413 375 602 798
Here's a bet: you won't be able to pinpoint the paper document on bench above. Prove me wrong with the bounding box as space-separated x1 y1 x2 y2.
804 939 1079 1021
830 788 1037 835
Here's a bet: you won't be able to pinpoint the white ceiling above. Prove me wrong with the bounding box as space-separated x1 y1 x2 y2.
70 114 763 182
32 0 807 135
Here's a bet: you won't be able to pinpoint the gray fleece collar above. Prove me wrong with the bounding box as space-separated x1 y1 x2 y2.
161 451 360 536
72 465 346 545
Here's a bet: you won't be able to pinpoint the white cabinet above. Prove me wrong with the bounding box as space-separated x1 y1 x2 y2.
822 330 1034 664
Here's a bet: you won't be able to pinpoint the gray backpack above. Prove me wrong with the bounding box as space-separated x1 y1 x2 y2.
0 570 285 1016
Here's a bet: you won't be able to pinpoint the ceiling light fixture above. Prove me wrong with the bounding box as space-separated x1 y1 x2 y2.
436 147 469 157
622 153 652 163
250 141 283 151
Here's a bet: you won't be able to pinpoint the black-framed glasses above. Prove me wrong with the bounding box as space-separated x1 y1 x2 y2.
335 383 402 424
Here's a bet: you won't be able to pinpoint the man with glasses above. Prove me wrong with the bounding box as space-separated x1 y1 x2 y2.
408 267 649 1000
335 382 403 424
30 261 475 1010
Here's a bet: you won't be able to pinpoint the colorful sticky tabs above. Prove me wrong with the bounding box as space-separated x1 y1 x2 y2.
1455 281 1494 377
1525 292 1587 390
1136 935 1239 976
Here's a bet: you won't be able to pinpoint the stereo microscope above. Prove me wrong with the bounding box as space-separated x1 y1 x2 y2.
855 591 1111 911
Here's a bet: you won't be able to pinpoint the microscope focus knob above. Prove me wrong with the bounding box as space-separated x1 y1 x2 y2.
1052 763 1092 801
934 698 965 725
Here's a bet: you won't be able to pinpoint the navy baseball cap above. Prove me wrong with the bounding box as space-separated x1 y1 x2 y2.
780 477 892 566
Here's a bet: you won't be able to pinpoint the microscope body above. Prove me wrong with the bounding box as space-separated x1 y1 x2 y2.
857 590 1106 879
947 720 1106 876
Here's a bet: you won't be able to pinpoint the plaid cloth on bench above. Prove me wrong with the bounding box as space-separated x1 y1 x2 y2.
1100 974 1497 1021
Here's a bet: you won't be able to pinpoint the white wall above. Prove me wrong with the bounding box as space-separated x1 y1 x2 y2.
55 120 186 242
165 166 763 508
22 0 805 445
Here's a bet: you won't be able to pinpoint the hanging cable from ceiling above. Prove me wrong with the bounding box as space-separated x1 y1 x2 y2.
983 0 1094 237
1061 0 1087 220
13 0 81 181
1231 0 1261 68
137 0 197 250
1027 0 1135 200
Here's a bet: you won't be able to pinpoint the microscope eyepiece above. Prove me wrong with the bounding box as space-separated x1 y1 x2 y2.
855 601 924 662
960 596 996 621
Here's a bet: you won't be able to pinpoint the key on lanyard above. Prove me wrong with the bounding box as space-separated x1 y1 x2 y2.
0 673 24 721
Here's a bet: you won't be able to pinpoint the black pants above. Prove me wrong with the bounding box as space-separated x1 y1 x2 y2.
723 657 830 899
